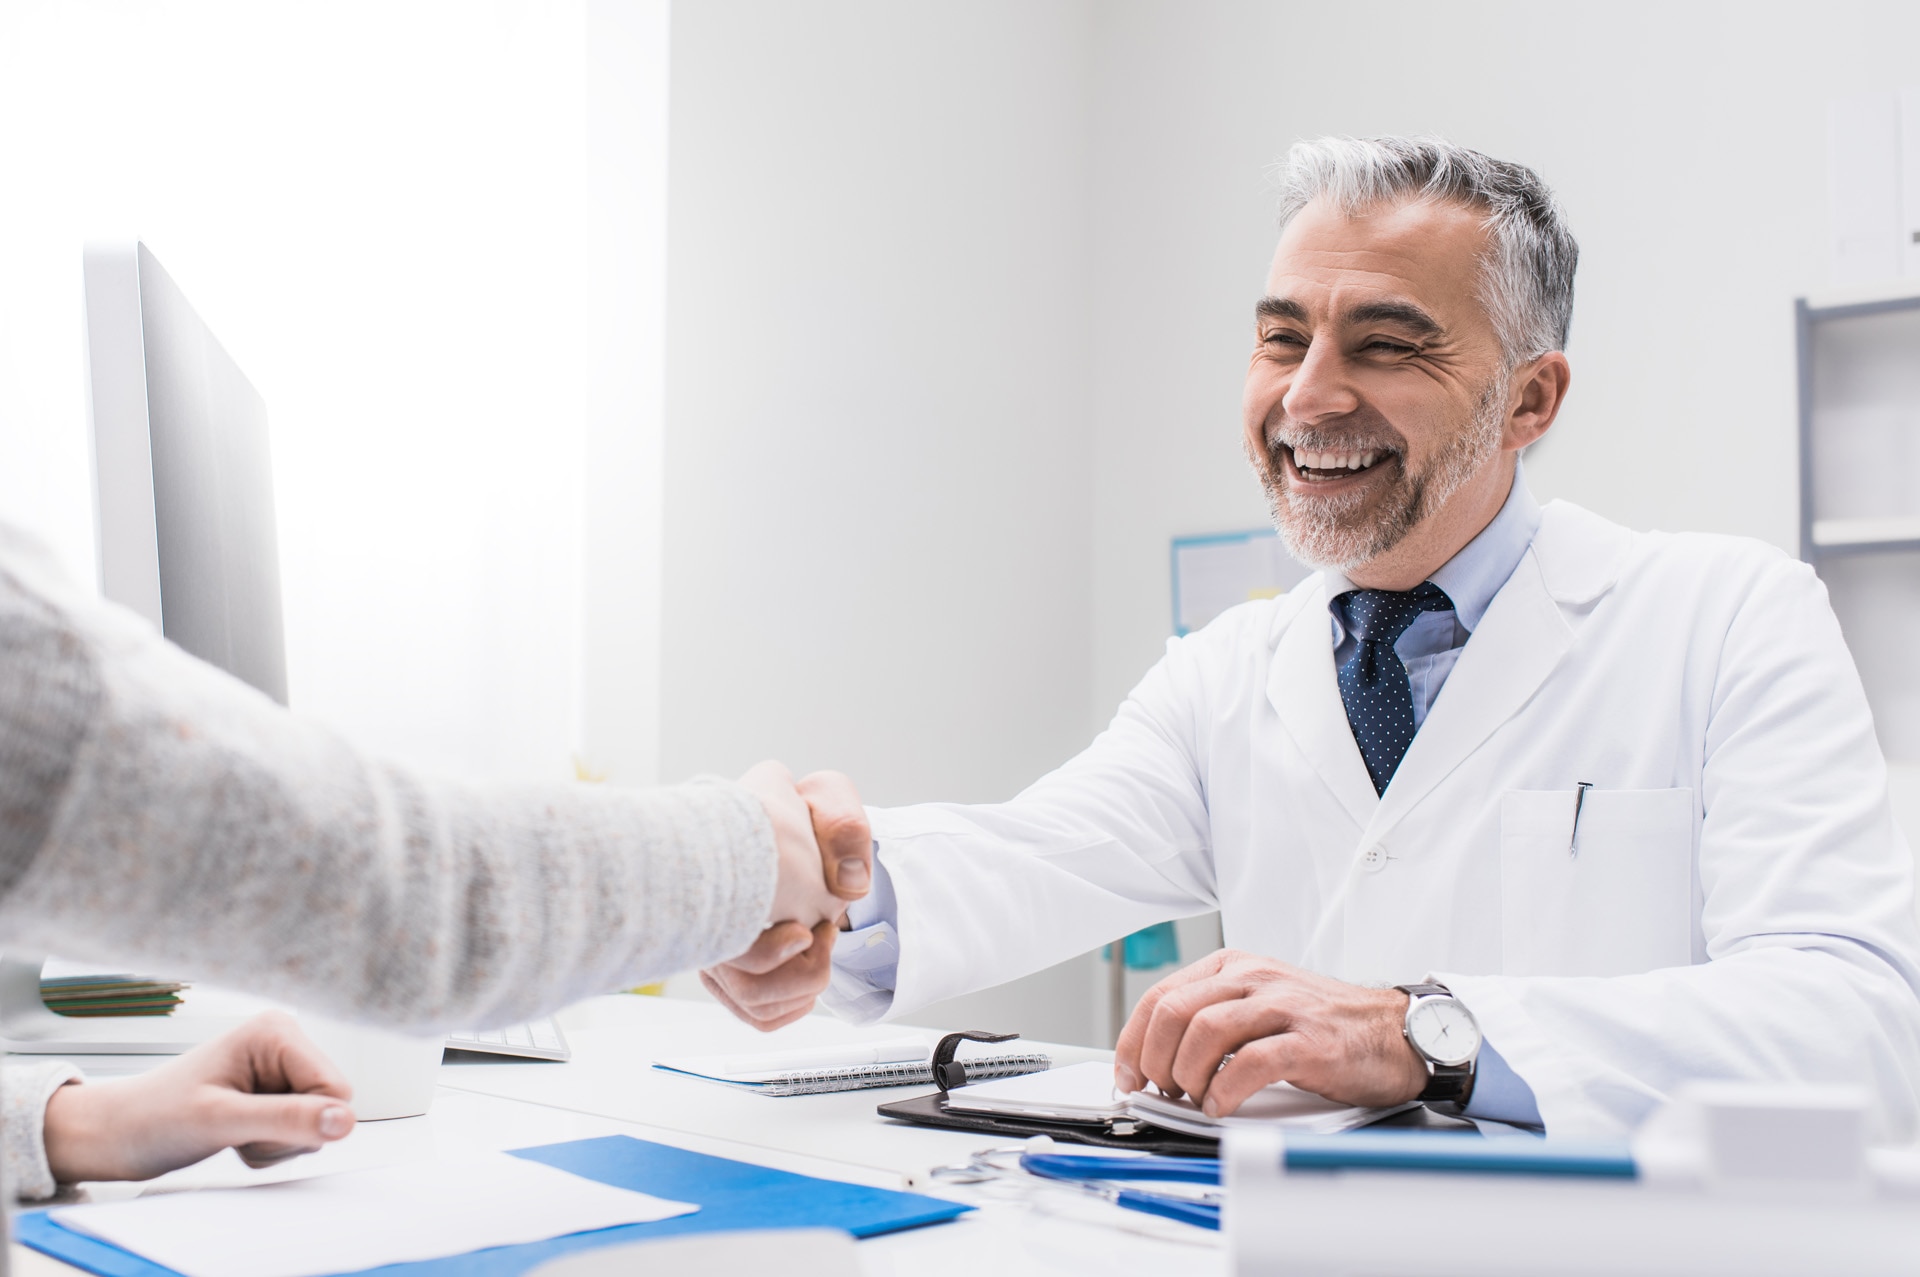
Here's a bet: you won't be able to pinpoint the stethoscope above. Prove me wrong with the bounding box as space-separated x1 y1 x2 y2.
929 1142 1223 1231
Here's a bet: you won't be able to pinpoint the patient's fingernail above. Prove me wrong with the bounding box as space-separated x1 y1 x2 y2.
1202 1096 1220 1118
837 859 871 892
319 1106 353 1137
1114 1065 1139 1092
779 937 811 962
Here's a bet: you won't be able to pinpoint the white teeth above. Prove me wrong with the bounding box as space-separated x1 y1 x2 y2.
1291 446 1383 474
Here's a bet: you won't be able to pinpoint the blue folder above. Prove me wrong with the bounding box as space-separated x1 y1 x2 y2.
16 1134 973 1277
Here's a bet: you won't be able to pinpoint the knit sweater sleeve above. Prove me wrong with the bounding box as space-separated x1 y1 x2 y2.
2 1061 80 1201
0 525 776 1030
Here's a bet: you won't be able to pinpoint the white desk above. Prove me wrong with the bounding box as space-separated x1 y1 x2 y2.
12 996 1224 1276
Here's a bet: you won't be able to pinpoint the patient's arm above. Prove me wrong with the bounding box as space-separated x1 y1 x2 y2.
0 523 792 1030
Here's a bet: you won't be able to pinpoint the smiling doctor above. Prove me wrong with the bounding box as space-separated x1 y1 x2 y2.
702 136 1920 1138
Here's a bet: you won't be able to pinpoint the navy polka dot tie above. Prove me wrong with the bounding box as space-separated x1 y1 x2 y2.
1333 583 1456 796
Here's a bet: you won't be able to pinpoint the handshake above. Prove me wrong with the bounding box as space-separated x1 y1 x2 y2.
711 761 874 1031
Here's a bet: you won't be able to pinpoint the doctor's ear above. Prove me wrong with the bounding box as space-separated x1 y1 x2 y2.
1501 352 1571 451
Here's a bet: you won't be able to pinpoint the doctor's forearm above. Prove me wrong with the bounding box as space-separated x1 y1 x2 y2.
1444 944 1920 1140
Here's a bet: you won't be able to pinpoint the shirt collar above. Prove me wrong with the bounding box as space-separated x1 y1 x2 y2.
1323 458 1542 635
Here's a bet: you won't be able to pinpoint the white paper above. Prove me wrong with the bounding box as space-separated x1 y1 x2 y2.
942 1060 1128 1121
51 1152 696 1277
654 1036 930 1081
944 1059 1405 1135
1127 1080 1399 1138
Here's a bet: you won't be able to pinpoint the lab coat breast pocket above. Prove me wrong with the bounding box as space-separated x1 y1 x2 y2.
1499 788 1695 977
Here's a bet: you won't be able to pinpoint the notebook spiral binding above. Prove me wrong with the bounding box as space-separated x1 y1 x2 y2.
753 1052 1052 1096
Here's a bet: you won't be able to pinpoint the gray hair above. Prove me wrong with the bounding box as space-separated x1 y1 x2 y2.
1272 136 1578 366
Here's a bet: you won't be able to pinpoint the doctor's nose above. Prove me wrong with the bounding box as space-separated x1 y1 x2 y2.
1281 340 1361 425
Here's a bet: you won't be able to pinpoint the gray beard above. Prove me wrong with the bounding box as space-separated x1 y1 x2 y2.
1253 378 1507 572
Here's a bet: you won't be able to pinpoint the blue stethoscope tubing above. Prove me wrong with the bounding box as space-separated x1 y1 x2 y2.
1006 1132 1636 1233
1016 1152 1222 1230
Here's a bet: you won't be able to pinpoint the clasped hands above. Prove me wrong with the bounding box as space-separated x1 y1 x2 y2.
705 761 873 1031
717 765 1433 1116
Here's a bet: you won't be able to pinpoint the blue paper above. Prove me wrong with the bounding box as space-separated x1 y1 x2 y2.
17 1134 972 1277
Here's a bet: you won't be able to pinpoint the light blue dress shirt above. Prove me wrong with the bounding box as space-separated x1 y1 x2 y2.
834 462 1546 1130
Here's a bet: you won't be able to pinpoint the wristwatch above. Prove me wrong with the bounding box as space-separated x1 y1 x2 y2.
1394 981 1482 1113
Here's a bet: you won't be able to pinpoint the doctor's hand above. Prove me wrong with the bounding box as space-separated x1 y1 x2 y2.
738 760 865 931
1112 951 1429 1117
704 766 870 1032
42 1011 356 1184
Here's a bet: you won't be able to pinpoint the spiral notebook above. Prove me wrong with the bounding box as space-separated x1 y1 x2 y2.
652 1037 1050 1096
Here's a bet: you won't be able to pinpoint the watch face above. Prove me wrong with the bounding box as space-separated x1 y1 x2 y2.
1407 997 1481 1067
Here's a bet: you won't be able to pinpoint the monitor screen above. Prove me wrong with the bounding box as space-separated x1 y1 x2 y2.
83 242 289 705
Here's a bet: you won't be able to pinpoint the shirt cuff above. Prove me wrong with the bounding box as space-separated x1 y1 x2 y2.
822 854 901 1024
4 1060 82 1200
1462 1037 1545 1131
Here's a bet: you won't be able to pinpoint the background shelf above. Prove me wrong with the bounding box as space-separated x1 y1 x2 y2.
1798 294 1920 763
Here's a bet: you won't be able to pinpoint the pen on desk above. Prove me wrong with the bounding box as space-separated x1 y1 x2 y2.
1569 781 1593 857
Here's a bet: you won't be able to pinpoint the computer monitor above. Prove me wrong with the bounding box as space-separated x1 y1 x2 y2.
0 243 286 1053
83 241 288 704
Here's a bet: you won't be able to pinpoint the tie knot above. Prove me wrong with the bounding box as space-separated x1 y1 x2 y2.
1335 583 1454 646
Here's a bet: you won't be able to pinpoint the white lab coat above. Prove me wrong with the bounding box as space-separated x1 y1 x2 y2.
868 500 1920 1139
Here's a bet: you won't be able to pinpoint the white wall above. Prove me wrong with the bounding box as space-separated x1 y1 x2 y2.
1086 0 1920 720
660 0 1102 1041
0 0 597 784
580 0 672 787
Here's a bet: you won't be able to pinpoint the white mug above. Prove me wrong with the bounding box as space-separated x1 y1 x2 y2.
293 1013 443 1121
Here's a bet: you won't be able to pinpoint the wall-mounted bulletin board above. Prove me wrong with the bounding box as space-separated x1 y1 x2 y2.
1170 528 1311 637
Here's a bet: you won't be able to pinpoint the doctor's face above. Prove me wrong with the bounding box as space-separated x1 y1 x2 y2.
1244 196 1514 572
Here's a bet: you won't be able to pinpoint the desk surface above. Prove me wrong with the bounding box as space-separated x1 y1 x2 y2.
12 996 1224 1276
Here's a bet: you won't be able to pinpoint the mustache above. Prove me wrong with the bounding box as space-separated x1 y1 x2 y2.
1262 412 1408 460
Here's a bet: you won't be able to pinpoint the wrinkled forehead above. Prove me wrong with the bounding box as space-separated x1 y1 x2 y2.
1264 195 1496 332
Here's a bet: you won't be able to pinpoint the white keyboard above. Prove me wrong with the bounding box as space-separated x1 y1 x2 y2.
445 1017 571 1062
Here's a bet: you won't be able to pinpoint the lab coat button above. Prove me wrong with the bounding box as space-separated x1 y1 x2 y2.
1362 846 1386 873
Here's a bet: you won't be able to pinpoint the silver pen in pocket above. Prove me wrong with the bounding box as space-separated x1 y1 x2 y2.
1569 781 1594 857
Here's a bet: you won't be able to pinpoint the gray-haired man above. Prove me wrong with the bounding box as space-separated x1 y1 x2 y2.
705 137 1920 1140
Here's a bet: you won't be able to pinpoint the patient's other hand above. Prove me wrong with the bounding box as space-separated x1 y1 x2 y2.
43 1011 355 1184
707 768 870 1031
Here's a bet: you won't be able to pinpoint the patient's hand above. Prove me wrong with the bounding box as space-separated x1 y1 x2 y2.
43 1012 355 1184
707 768 870 1031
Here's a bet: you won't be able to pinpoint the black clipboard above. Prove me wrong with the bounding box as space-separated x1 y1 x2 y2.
876 1090 1219 1157
877 1087 1478 1157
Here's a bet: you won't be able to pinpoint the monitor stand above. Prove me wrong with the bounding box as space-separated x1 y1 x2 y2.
0 956 251 1055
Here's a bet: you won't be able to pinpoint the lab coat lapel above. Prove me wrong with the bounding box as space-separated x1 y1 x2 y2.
1365 500 1628 842
1366 551 1573 841
1266 578 1378 827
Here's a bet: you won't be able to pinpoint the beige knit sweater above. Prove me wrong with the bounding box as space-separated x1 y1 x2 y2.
0 523 777 1197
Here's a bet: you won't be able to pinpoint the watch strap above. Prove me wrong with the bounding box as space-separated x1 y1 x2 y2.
1417 1062 1474 1108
